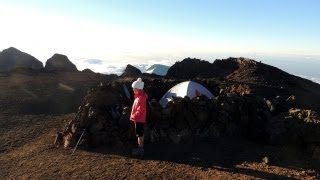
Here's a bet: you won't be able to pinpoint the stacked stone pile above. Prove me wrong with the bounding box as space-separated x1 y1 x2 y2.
55 82 136 148
54 79 320 159
55 80 274 147
218 84 252 96
267 107 320 145
267 108 320 159
150 93 273 143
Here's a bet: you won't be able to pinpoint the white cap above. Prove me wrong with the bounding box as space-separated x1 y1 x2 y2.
131 78 144 90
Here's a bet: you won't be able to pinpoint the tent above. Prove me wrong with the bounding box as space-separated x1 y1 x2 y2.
159 81 214 107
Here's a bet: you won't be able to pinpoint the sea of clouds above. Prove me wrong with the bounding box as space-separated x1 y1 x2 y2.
72 55 320 85
74 57 176 75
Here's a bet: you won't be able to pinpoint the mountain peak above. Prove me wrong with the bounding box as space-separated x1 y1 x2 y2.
45 54 78 72
146 64 169 76
0 47 43 72
121 64 142 77
3 47 20 53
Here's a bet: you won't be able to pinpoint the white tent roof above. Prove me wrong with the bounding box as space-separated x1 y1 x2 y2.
159 81 214 107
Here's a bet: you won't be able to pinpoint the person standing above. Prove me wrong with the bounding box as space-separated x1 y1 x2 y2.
130 78 148 156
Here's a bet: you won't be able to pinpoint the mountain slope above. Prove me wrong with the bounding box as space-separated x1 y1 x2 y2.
167 57 320 111
146 64 169 76
0 47 43 72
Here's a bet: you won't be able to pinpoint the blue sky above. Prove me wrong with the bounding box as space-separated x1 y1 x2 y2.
0 0 319 79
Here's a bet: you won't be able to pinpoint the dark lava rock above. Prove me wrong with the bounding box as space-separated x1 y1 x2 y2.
166 57 297 88
0 47 43 72
45 54 78 72
166 58 213 78
82 68 95 74
166 57 241 79
121 64 141 77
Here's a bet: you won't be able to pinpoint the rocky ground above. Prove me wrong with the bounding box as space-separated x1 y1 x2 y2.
1 58 320 179
0 113 319 179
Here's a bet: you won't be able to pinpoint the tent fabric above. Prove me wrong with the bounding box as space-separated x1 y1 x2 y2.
159 81 214 107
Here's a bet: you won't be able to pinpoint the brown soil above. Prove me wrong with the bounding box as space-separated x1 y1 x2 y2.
1 113 319 179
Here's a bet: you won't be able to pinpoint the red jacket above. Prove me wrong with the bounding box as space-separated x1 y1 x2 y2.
130 90 147 123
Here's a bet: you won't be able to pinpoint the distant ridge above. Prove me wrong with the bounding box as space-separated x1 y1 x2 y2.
146 64 169 76
167 57 298 86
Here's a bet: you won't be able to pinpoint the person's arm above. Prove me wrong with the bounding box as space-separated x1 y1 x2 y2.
131 97 146 120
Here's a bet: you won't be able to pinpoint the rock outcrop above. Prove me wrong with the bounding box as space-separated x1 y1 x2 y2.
166 58 213 78
0 47 43 72
167 57 296 86
166 57 240 79
226 57 294 86
82 68 95 74
45 54 78 72
121 64 141 77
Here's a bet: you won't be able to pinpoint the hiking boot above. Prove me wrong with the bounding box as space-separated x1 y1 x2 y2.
131 147 144 156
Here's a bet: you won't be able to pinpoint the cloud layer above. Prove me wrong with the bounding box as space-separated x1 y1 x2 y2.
72 56 320 85
84 59 103 65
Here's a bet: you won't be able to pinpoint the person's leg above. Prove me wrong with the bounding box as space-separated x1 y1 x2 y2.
138 136 144 148
132 122 144 156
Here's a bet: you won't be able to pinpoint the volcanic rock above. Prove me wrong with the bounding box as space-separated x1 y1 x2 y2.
267 108 320 149
56 78 277 148
166 58 213 78
167 57 298 87
121 64 141 77
166 57 241 79
226 57 295 86
0 47 43 72
45 54 78 72
53 59 320 161
82 68 95 74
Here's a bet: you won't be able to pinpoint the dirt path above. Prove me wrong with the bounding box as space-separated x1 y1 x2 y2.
0 114 319 179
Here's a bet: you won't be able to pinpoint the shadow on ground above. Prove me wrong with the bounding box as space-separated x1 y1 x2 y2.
86 137 320 179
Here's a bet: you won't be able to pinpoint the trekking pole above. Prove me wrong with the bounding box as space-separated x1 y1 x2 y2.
71 128 86 155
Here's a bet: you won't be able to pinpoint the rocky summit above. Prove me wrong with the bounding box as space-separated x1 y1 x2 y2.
167 57 294 86
0 47 43 72
1 49 320 179
45 53 78 72
121 64 142 77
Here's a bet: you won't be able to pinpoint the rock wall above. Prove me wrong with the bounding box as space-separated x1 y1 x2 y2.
55 79 320 159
